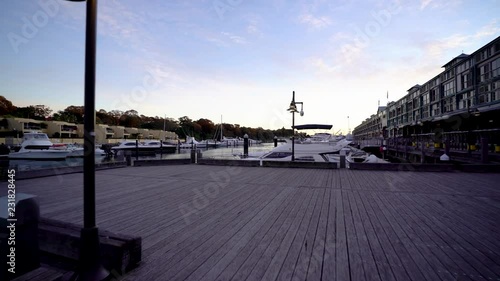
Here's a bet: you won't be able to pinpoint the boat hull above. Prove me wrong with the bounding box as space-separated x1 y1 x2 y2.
8 150 70 160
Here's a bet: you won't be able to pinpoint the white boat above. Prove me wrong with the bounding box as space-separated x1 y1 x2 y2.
110 140 176 154
180 136 225 149
222 136 262 146
241 123 387 164
254 139 354 162
8 132 71 160
66 144 107 157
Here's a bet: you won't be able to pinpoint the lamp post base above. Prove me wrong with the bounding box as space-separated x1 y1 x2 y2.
77 227 110 281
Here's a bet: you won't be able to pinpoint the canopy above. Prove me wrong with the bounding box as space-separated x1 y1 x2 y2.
292 124 333 130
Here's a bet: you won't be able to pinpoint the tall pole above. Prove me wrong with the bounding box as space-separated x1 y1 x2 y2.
292 110 295 161
347 116 350 134
80 0 108 279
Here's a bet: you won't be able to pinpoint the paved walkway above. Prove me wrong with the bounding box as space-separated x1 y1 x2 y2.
5 166 500 281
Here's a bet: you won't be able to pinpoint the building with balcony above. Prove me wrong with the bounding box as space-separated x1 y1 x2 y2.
352 106 387 146
354 36 500 152
0 118 48 135
93 124 115 143
46 121 80 138
109 126 129 139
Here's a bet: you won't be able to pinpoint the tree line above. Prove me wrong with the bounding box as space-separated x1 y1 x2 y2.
0 96 293 141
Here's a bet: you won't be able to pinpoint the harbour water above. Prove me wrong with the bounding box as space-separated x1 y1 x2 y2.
7 143 275 172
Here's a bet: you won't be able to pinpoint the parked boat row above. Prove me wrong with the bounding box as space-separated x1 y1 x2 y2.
4 132 107 160
237 125 387 164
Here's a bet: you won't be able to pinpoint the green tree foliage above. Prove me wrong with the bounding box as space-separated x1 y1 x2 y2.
0 96 16 115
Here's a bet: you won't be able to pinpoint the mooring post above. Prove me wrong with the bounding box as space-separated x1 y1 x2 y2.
160 140 163 158
420 141 425 164
190 149 196 163
274 136 278 147
135 139 139 161
481 137 489 164
243 134 249 158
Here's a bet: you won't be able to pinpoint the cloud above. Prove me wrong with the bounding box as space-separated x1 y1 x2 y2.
423 20 500 58
298 14 332 29
420 0 433 10
221 32 247 45
419 0 462 11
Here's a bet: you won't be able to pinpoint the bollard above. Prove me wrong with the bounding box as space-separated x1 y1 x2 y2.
0 194 40 280
125 150 132 166
481 137 489 164
197 149 202 161
243 134 249 158
274 136 278 147
420 142 425 164
135 140 139 161
339 149 346 168
190 149 196 163
160 140 163 158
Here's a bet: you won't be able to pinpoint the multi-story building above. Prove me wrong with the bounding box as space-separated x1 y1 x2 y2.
352 106 387 142
354 36 500 148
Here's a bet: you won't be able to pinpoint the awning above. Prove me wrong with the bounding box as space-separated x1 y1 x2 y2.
292 124 333 130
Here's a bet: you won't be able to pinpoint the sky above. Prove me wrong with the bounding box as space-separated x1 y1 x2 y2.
1 0 499 134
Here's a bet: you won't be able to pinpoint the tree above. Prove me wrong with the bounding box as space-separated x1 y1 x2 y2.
33 105 52 119
63 106 85 123
12 106 36 119
0 96 16 116
196 118 216 139
109 110 123 125
52 110 78 123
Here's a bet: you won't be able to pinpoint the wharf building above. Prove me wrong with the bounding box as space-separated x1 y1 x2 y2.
353 36 500 158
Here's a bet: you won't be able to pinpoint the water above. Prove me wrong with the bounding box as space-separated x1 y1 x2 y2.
7 143 276 171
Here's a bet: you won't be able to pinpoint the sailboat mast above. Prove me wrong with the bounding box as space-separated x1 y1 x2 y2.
220 115 223 141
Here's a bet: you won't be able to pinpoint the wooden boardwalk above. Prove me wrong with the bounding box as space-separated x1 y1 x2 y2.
5 165 500 281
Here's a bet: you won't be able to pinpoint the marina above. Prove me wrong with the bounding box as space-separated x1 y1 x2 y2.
3 165 500 280
2 2 500 280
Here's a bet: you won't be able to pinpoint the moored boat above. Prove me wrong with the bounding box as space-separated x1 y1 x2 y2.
7 132 71 160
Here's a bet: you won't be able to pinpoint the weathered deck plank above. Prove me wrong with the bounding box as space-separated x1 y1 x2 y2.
4 165 500 281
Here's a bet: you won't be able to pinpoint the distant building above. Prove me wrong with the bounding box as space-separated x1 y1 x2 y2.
353 36 500 145
352 106 387 146
0 117 179 144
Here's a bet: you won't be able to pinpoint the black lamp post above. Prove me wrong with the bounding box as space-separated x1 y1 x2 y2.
65 0 109 280
287 91 304 161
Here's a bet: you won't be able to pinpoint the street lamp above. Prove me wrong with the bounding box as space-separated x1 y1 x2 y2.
65 0 109 280
287 91 304 161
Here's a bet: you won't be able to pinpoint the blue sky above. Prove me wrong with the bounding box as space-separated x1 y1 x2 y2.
1 0 499 133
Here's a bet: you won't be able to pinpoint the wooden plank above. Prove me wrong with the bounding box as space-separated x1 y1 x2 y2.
255 189 322 281
125 182 280 280
321 182 338 281
387 192 477 281
334 189 350 281
376 192 457 281
305 183 331 281
290 188 327 281
258 187 317 281
405 193 500 278
346 190 381 281
400 192 500 280
351 190 397 281
157 186 294 280
185 187 303 281
358 191 418 281
343 190 367 281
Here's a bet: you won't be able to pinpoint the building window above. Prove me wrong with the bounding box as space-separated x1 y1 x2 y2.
444 81 455 96
492 58 500 78
422 93 429 105
480 64 491 82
